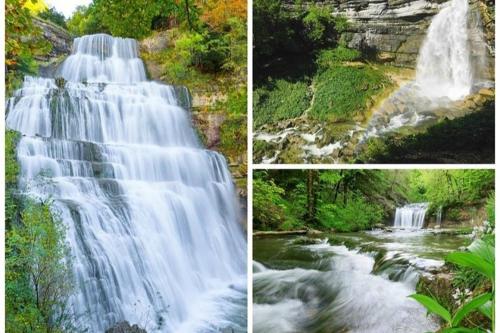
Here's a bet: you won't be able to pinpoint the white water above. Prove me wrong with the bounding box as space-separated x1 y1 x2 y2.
437 206 443 226
253 241 439 333
6 34 246 332
360 0 489 143
394 203 429 229
415 0 472 100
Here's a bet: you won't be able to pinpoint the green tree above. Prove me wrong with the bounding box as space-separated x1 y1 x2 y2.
6 0 51 94
6 200 74 332
39 6 67 28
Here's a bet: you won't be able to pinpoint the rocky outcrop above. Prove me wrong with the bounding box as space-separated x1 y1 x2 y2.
290 0 494 70
33 18 72 60
33 17 72 77
105 321 147 333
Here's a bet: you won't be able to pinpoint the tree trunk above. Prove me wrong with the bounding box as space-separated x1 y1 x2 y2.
306 170 316 223
184 0 193 30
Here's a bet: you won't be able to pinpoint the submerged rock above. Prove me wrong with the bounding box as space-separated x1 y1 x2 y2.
105 321 147 333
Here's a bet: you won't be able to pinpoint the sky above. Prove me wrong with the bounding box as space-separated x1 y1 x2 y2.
45 0 92 18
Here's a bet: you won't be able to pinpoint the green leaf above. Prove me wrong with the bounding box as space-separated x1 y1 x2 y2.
467 239 495 264
451 293 491 326
408 294 451 323
478 300 492 320
441 328 487 333
446 252 494 280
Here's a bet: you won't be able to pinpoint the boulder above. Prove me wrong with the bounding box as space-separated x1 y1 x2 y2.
105 321 147 333
140 32 169 54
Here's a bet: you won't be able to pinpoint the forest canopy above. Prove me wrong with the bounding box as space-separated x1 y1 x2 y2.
253 170 494 232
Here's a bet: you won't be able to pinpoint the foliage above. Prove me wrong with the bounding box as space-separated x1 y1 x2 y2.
66 0 201 38
253 80 311 128
6 131 75 332
317 198 384 232
410 239 494 332
6 200 75 333
66 5 108 36
200 0 246 30
302 6 337 47
485 193 494 224
23 0 48 14
253 175 287 230
310 64 389 121
6 0 51 95
219 88 247 163
253 0 347 74
316 46 362 69
92 0 187 39
253 170 397 231
38 6 67 28
408 170 494 212
6 128 74 333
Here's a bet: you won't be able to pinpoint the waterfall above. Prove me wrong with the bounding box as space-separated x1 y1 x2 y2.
436 206 443 226
415 0 472 100
6 34 246 332
393 203 429 229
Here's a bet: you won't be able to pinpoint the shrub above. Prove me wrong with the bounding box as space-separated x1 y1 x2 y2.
39 7 67 28
316 46 361 69
310 64 388 121
317 198 384 232
253 177 287 230
253 79 310 128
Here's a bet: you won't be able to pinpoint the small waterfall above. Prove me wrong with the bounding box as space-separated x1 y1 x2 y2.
6 34 246 332
393 203 429 229
415 0 472 100
436 206 443 226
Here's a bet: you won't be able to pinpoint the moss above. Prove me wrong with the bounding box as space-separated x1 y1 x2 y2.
310 64 390 122
253 79 311 128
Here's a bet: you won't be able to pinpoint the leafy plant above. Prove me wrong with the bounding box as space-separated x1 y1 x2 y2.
310 64 389 122
410 239 494 332
253 79 310 128
316 46 361 69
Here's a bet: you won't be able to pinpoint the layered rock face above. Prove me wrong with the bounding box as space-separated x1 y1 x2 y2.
291 0 494 71
33 18 72 77
33 17 72 61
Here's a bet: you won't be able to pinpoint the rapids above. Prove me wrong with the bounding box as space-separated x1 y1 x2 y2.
253 231 469 333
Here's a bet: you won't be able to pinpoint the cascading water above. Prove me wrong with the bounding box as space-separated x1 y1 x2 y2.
393 203 429 229
252 234 467 333
6 34 247 332
359 0 491 143
436 206 443 226
415 0 472 100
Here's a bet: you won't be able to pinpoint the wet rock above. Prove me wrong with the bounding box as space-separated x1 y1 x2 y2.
105 321 147 333
478 88 495 97
55 77 66 89
306 229 323 236
140 32 169 53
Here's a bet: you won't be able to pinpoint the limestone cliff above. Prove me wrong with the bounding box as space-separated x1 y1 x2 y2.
289 0 494 72
33 17 72 77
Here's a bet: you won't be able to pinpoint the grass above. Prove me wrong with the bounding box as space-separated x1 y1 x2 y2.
253 79 311 128
310 64 390 122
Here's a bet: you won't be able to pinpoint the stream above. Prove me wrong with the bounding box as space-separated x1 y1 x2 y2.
253 230 470 333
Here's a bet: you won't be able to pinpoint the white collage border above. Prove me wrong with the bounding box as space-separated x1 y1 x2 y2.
0 1 497 331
